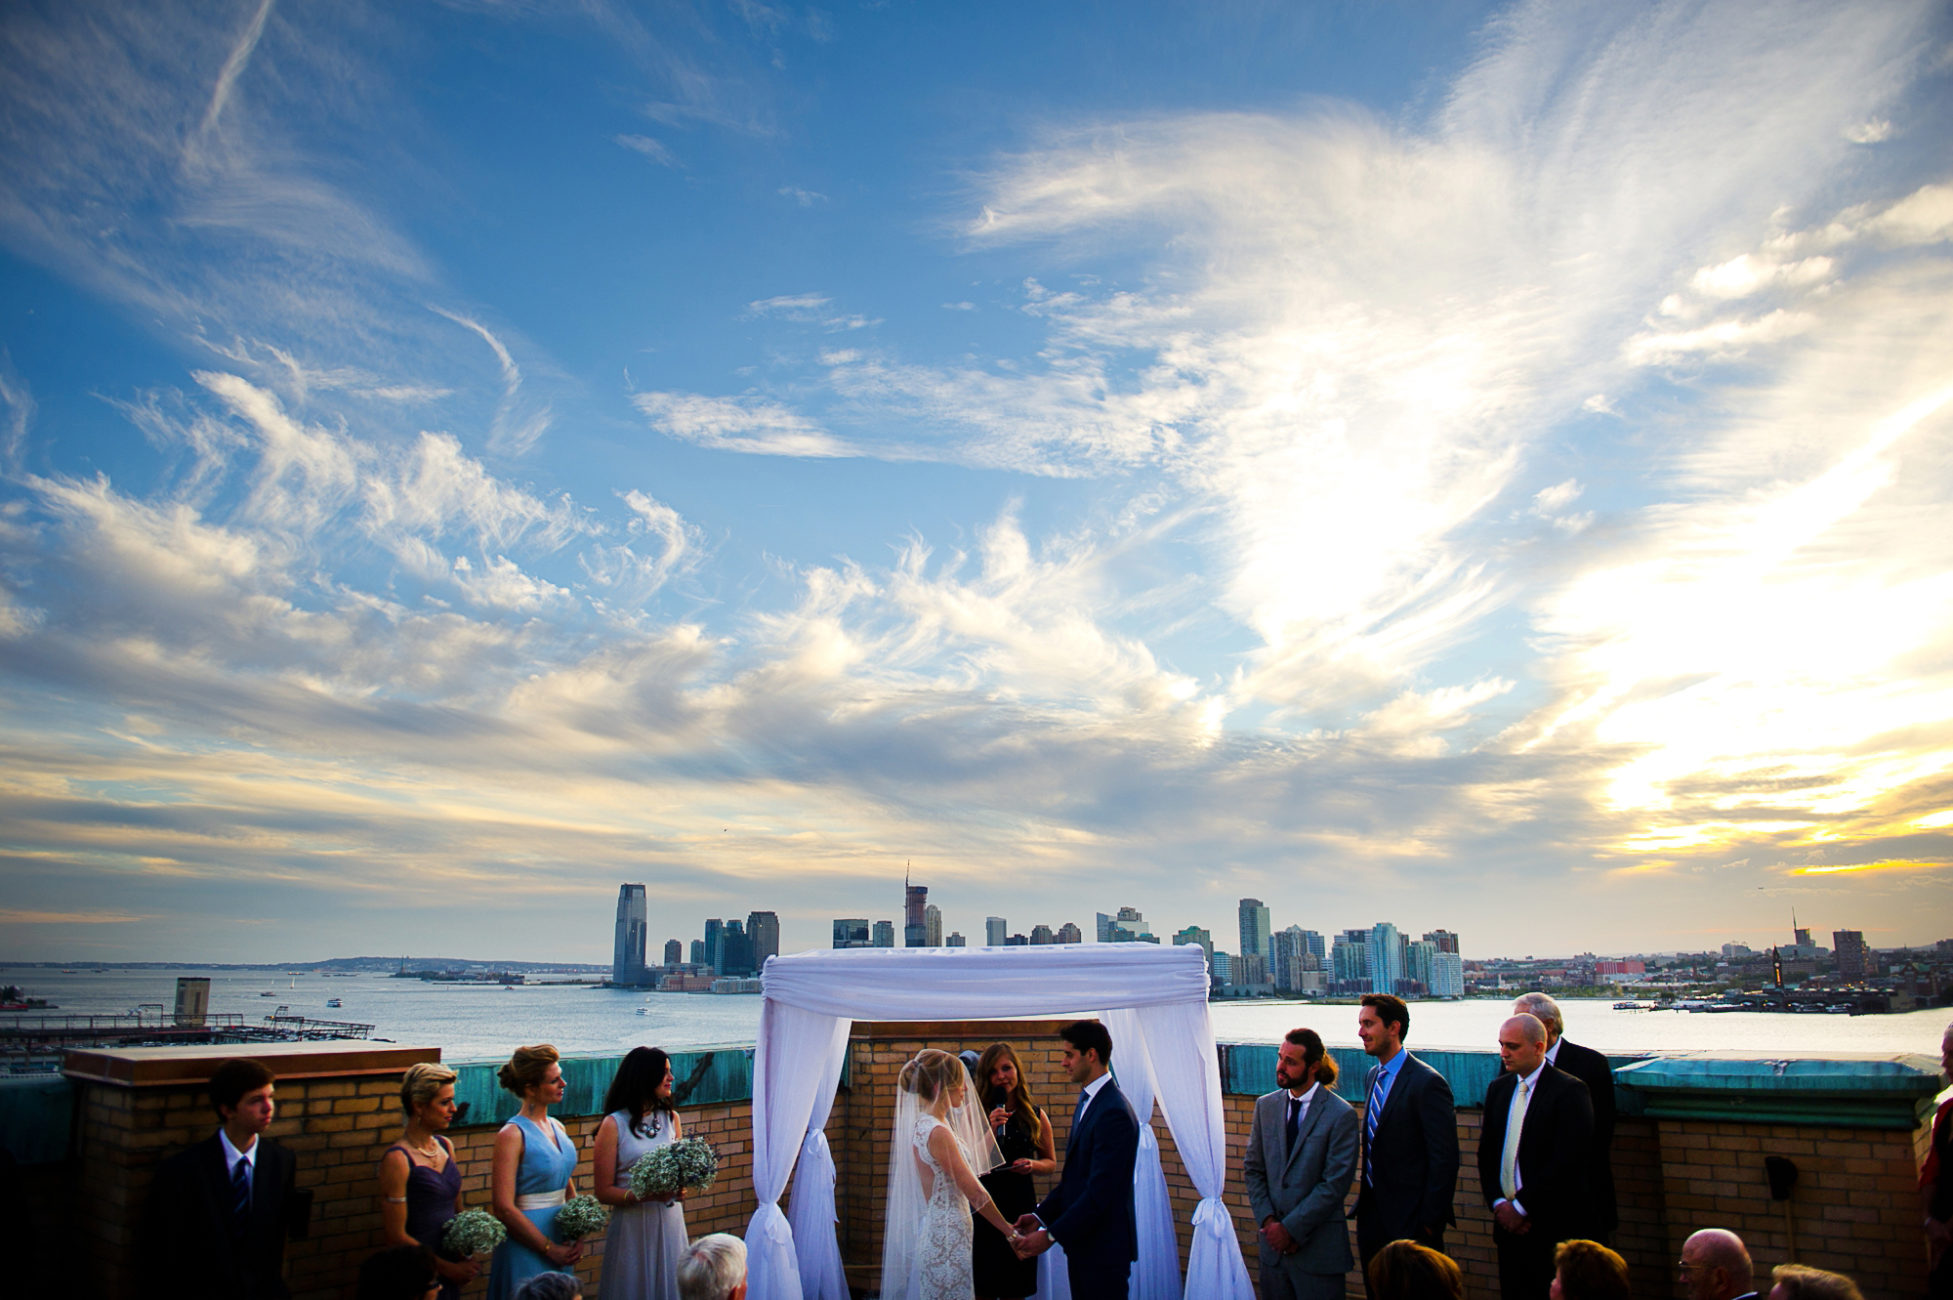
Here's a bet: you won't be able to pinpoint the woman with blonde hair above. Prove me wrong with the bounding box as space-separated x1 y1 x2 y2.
971 1042 1055 1300
1551 1239 1630 1300
1768 1263 1864 1300
489 1045 584 1300
881 1048 1015 1300
379 1062 477 1299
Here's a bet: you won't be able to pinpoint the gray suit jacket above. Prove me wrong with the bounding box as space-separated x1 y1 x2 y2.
1242 1085 1360 1278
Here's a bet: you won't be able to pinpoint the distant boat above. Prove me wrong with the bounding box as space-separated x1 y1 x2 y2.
326 998 343 1009
260 991 278 998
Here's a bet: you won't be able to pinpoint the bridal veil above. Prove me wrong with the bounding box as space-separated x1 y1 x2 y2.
878 1049 1005 1300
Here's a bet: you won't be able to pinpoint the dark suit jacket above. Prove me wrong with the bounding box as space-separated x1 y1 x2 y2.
1037 1076 1139 1280
140 1134 299 1300
1477 1062 1594 1244
1355 1052 1458 1247
1243 1085 1359 1278
1551 1038 1618 1233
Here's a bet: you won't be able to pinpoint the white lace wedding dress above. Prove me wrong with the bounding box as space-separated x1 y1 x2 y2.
910 1114 974 1300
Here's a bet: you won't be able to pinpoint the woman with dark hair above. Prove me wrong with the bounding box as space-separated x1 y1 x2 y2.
379 1062 477 1300
970 1042 1055 1300
488 1044 583 1300
1366 1239 1465 1300
1552 1239 1631 1300
593 1047 687 1300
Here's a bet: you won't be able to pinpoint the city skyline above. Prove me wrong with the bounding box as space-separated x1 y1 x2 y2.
3 2 1952 965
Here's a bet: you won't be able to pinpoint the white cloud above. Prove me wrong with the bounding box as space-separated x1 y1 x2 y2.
615 133 678 167
779 185 827 206
632 391 856 457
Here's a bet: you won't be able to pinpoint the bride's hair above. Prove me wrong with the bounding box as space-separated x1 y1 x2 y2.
897 1048 964 1102
975 1041 1042 1136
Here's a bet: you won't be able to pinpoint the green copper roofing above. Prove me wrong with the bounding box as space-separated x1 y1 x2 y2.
1611 1053 1944 1130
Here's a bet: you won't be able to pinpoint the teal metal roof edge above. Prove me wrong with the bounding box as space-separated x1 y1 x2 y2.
448 1043 761 1129
0 1075 74 1166
1609 1053 1943 1131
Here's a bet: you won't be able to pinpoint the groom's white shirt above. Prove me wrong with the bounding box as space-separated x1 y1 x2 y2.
1073 1070 1114 1124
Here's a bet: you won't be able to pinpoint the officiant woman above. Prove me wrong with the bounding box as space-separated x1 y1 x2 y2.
592 1046 689 1300
973 1042 1057 1300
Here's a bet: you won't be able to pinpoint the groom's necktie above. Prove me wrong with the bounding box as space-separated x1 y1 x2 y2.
1069 1088 1089 1149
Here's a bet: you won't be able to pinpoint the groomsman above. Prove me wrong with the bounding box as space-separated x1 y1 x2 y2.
1512 991 1618 1243
1351 994 1459 1286
1243 1027 1360 1300
1477 1014 1594 1300
141 1058 302 1300
1012 1021 1139 1300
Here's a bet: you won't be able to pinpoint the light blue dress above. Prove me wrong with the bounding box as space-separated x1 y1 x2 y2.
598 1109 688 1300
487 1114 579 1300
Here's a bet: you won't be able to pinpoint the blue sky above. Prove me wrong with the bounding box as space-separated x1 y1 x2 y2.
2 0 1951 965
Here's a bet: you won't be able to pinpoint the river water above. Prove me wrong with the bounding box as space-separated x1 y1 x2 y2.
6 965 1945 1064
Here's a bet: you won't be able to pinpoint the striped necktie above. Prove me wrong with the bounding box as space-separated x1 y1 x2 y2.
231 1155 252 1232
1363 1069 1385 1185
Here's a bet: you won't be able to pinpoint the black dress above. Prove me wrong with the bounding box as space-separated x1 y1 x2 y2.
972 1108 1043 1297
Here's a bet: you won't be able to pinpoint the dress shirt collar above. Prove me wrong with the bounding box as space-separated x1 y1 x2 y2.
1514 1060 1546 1092
219 1126 259 1170
1544 1038 1562 1066
1373 1048 1408 1084
1287 1080 1320 1104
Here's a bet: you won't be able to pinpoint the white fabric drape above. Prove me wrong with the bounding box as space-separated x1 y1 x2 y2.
1102 1009 1182 1300
749 943 1250 1300
783 1020 853 1300
1130 1000 1254 1300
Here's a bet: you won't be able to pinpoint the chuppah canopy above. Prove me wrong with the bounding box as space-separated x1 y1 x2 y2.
747 942 1256 1300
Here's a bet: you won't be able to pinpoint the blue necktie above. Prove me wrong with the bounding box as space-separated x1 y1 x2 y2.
1068 1088 1089 1149
1363 1070 1384 1185
231 1155 252 1231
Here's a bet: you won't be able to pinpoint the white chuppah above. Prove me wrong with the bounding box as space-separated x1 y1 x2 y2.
746 942 1256 1300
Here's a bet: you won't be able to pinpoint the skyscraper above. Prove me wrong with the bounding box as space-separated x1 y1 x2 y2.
747 911 780 969
690 938 705 965
1056 922 1082 944
873 920 896 948
904 870 929 947
1332 930 1369 991
720 919 754 976
1368 921 1404 994
985 916 1008 947
1173 925 1214 960
663 938 682 966
1423 929 1460 954
1101 906 1155 942
612 884 649 986
1834 930 1871 981
1030 924 1055 944
1271 925 1307 992
703 918 724 974
1405 939 1436 993
924 903 942 946
1431 951 1464 997
832 918 870 948
1237 898 1272 960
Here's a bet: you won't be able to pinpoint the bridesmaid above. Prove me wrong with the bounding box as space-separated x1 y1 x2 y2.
592 1047 688 1300
488 1044 584 1299
972 1041 1056 1300
378 1062 478 1299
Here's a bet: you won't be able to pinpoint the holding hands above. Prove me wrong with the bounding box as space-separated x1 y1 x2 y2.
1007 1213 1052 1260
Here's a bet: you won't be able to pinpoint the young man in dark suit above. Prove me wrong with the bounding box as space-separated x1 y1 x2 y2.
141 1058 301 1300
1478 1013 1595 1300
1011 1020 1139 1300
1513 992 1618 1243
1351 994 1458 1289
1243 1027 1360 1300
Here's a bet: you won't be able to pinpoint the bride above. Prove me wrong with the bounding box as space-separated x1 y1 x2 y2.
880 1049 1016 1300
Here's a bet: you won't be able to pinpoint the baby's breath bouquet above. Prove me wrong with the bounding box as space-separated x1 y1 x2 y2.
441 1208 506 1259
626 1137 719 1202
553 1194 611 1242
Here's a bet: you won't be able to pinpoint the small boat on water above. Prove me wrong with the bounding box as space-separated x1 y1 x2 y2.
326 998 343 1008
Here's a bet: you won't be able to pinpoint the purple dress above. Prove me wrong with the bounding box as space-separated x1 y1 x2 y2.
386 1138 465 1300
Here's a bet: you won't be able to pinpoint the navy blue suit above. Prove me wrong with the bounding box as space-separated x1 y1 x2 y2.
1037 1076 1139 1300
140 1134 300 1300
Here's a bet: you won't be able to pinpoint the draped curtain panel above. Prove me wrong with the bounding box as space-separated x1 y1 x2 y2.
745 943 1255 1300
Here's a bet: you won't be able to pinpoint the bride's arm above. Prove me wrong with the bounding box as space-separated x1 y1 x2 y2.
927 1124 1013 1236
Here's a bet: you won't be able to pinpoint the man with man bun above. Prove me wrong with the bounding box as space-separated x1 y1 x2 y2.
1244 1027 1360 1299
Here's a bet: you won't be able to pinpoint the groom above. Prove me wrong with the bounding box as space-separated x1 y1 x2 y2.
1011 1021 1139 1300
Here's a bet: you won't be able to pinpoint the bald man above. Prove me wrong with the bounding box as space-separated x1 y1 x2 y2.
1680 1228 1759 1300
1512 991 1617 1243
1476 1013 1593 1299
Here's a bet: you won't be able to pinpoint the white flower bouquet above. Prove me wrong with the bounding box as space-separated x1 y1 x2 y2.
441 1208 506 1259
554 1194 611 1242
626 1137 719 1202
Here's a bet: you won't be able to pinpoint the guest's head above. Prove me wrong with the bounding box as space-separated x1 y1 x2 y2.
498 1043 563 1104
1059 1020 1113 1084
1357 995 1410 1058
356 1245 439 1300
603 1046 675 1136
1278 1027 1338 1092
898 1049 967 1106
511 1272 582 1300
977 1041 1041 1129
1365 1239 1463 1300
1551 1239 1630 1300
209 1058 277 1133
1680 1228 1754 1300
677 1232 748 1300
399 1062 459 1127
1768 1264 1864 1300
1941 1019 1953 1082
1498 1014 1550 1076
1512 992 1565 1044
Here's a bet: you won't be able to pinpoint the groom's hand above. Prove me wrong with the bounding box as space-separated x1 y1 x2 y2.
1012 1227 1052 1259
1011 1214 1041 1236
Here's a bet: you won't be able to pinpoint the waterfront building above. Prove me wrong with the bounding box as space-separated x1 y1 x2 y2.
946 932 966 947
923 902 942 946
1006 932 1029 946
873 920 896 948
1300 929 1326 964
1212 950 1233 984
1405 938 1435 994
832 918 871 948
1431 951 1465 997
1173 925 1213 960
1423 928 1460 954
1095 911 1114 942
1369 921 1404 994
748 911 780 968
1271 925 1307 992
1835 929 1871 981
1098 905 1156 943
1030 924 1055 944
986 916 1008 946
612 884 650 986
703 918 725 974
690 938 705 965
663 938 682 966
1237 898 1271 961
1057 922 1082 944
720 919 755 976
